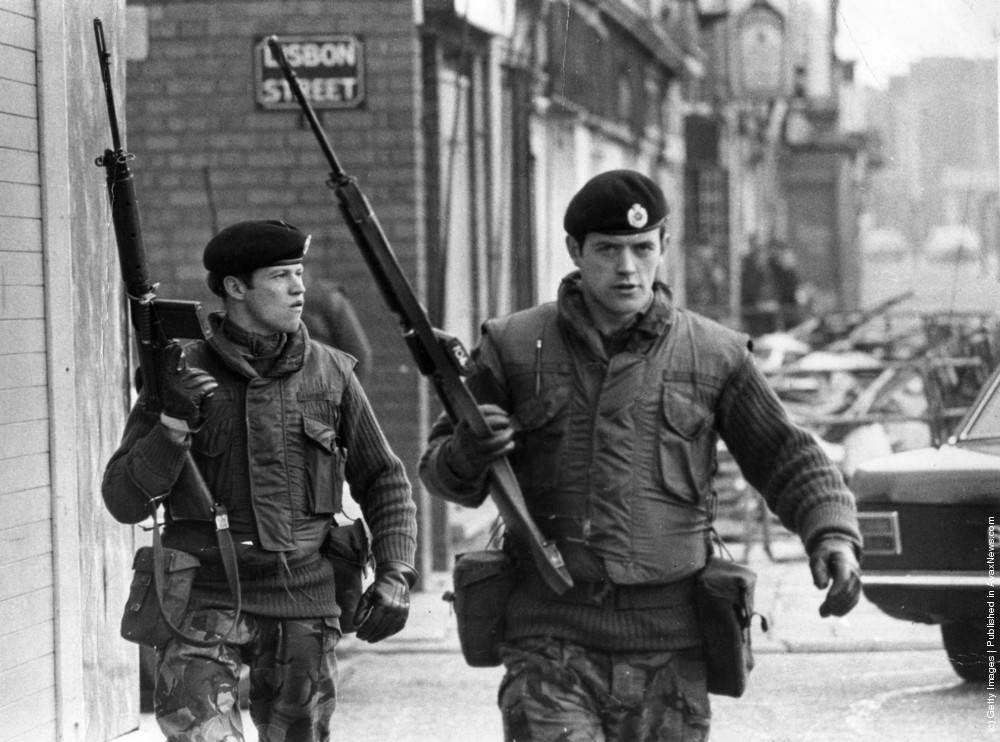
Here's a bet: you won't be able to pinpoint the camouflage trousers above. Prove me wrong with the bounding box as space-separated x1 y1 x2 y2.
498 638 711 742
153 608 339 742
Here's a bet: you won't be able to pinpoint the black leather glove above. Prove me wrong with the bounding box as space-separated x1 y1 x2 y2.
159 343 219 433
354 562 418 643
809 535 862 617
445 403 515 480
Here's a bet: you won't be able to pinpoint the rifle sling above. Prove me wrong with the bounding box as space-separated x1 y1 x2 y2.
150 455 243 648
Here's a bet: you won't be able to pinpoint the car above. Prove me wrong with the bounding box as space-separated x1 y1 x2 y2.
851 361 1000 682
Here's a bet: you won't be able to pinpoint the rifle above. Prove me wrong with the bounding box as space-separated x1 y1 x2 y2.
265 36 573 595
93 18 241 645
93 18 212 396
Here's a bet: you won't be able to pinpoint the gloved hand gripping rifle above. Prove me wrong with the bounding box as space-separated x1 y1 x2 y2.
266 36 572 595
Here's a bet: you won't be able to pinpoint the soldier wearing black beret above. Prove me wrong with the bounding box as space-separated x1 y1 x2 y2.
102 218 418 740
419 169 862 740
203 218 311 292
562 167 669 244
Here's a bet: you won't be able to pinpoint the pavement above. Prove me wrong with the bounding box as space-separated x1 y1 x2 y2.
119 534 943 740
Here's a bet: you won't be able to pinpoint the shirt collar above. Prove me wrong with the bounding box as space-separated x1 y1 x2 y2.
221 315 287 359
207 312 306 378
558 271 674 344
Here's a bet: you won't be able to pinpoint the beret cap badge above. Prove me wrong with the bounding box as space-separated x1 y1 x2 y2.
627 203 648 229
563 169 668 241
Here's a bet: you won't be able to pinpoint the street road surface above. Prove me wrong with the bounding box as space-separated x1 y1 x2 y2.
330 645 985 742
712 649 986 742
131 549 990 742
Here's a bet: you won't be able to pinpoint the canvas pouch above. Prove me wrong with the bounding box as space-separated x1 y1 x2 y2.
323 518 372 634
695 555 761 697
120 545 201 648
449 550 516 667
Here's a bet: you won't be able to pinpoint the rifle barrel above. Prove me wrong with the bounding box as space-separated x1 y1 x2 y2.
265 37 346 184
267 35 572 594
93 19 122 154
93 18 217 519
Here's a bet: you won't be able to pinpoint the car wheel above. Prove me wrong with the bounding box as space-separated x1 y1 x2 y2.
941 622 988 683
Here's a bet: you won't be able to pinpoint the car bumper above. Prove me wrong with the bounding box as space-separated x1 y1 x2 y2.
863 571 991 588
862 571 991 625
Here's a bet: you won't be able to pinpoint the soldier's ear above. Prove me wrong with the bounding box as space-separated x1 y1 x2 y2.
566 234 583 265
223 275 248 301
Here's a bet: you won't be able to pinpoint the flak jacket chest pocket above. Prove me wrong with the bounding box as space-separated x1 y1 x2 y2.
188 385 347 517
299 390 347 516
504 359 722 515
657 371 720 503
508 363 573 497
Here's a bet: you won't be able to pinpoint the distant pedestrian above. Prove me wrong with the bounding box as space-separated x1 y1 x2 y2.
740 235 780 335
769 239 802 329
419 170 862 741
741 237 802 334
685 231 728 320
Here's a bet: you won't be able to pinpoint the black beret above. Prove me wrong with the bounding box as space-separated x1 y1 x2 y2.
563 169 669 242
203 220 311 276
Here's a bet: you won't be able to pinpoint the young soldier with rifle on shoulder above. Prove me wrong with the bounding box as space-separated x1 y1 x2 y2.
93 21 417 741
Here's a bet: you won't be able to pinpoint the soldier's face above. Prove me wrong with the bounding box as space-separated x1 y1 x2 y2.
238 262 306 335
567 228 665 332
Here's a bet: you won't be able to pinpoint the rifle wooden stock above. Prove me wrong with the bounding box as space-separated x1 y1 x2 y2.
266 36 572 595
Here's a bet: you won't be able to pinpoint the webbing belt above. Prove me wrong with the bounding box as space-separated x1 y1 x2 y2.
521 569 695 610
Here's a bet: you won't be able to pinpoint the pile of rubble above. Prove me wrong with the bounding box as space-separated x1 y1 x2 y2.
716 291 1000 558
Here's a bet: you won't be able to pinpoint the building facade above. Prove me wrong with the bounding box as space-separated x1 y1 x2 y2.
1 1 135 740
867 57 999 260
686 0 874 323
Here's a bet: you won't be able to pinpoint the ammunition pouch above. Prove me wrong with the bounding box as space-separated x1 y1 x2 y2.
695 555 762 697
322 518 372 634
447 550 516 667
121 546 201 649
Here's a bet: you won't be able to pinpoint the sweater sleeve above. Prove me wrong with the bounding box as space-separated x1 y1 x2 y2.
101 399 192 524
340 375 418 569
418 413 493 507
716 353 862 554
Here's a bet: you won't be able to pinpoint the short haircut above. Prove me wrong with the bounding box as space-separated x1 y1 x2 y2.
206 270 255 299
